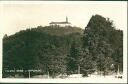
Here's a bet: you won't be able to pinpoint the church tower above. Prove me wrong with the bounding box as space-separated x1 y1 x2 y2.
66 16 68 22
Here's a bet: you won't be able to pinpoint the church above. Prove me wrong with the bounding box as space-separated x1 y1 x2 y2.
49 17 71 27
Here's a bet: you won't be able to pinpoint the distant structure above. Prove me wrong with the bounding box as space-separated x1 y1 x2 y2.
49 17 71 27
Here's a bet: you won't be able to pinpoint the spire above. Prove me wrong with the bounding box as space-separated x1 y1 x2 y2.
66 16 68 22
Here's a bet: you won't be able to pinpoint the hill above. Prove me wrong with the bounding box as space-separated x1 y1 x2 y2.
3 26 84 78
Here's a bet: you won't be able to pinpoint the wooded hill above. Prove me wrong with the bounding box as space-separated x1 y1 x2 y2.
3 15 123 78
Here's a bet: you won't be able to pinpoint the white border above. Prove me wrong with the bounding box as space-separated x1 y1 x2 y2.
0 1 127 83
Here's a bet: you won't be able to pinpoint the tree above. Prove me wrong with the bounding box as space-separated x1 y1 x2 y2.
80 48 96 77
67 40 83 75
82 14 121 76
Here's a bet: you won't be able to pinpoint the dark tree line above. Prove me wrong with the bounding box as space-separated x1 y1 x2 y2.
3 15 123 78
67 15 123 76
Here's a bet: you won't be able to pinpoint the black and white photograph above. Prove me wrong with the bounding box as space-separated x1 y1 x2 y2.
0 1 127 83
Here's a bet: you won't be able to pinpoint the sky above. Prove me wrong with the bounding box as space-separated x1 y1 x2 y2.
0 1 127 36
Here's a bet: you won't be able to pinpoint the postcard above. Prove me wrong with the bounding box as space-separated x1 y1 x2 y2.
0 1 127 83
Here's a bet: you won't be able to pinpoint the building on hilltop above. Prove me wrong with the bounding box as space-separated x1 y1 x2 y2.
49 17 71 27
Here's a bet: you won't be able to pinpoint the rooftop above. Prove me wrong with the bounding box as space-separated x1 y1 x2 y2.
49 17 71 25
50 21 71 24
